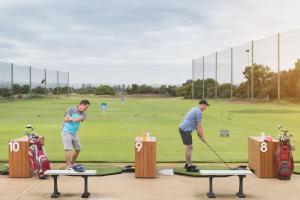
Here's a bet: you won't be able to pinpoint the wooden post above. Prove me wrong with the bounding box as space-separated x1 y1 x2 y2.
248 136 278 178
8 136 33 177
8 136 44 178
135 136 156 178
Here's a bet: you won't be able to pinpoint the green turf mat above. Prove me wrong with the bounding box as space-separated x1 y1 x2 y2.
0 163 8 175
60 164 122 176
174 164 229 177
293 165 300 174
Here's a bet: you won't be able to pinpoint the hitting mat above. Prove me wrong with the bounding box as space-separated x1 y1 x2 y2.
60 164 122 176
294 165 300 175
0 163 8 175
174 165 230 177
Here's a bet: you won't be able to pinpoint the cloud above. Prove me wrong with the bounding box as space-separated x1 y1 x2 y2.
0 0 299 85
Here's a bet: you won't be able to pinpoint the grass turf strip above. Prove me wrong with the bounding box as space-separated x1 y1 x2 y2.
1 96 300 162
59 164 122 176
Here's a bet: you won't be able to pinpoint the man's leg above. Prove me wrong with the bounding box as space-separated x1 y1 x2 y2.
179 128 193 167
185 144 193 166
65 150 72 167
71 150 80 165
62 132 73 167
71 134 81 165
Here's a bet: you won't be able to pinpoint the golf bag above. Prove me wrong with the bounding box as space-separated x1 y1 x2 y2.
28 136 51 179
275 141 294 180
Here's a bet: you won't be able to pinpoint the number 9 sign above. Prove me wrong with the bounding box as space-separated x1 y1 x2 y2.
135 141 142 152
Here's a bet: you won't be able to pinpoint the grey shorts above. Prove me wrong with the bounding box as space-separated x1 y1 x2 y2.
179 128 192 145
61 132 81 150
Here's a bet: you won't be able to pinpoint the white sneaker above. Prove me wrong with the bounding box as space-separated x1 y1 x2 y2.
65 166 74 171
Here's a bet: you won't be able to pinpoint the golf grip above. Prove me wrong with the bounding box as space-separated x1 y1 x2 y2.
204 141 233 170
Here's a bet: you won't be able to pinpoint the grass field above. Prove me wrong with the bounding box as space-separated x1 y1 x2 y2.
0 96 299 162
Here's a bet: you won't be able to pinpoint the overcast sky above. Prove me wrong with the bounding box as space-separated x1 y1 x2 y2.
0 0 300 85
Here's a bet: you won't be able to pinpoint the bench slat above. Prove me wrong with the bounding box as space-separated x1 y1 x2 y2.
200 170 253 176
44 170 96 176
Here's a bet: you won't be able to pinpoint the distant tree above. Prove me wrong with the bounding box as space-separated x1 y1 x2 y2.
22 85 30 94
218 83 232 98
0 87 10 97
139 84 155 94
204 78 217 98
32 86 46 94
158 85 168 94
96 85 115 95
242 63 272 98
234 82 249 98
167 85 177 96
126 84 138 94
13 84 22 95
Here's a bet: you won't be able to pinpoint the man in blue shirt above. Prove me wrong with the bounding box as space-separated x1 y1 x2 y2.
61 99 90 169
179 99 209 172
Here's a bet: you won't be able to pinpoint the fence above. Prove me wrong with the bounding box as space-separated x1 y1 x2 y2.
192 28 300 102
0 61 70 100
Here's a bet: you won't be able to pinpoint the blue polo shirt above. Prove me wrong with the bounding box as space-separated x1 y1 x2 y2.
179 106 202 132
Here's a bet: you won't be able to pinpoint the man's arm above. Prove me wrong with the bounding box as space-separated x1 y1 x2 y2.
64 114 84 122
196 122 206 143
72 116 85 122
63 112 72 122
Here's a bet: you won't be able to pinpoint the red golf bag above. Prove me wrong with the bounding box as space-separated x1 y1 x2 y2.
275 141 294 180
28 136 51 179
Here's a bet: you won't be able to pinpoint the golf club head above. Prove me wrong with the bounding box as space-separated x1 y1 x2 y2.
282 129 288 133
26 124 32 129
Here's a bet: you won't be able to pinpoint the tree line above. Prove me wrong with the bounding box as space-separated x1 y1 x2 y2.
1 59 299 100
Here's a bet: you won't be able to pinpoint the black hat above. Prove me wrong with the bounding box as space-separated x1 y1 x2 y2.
199 99 210 106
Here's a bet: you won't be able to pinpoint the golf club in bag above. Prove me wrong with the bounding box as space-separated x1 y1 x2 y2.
275 125 294 180
24 124 51 179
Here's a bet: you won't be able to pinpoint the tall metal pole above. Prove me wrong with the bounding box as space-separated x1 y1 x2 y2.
202 56 205 99
67 72 70 97
57 70 59 96
11 63 14 101
29 66 32 96
44 68 47 96
230 47 233 99
245 49 250 99
192 59 195 99
251 40 254 100
277 33 281 104
215 52 218 99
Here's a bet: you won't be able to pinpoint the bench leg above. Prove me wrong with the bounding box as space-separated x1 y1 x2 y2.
207 176 216 198
51 175 61 198
81 176 91 198
236 175 246 198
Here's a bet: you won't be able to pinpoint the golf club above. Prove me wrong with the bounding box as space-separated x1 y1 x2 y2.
204 141 233 170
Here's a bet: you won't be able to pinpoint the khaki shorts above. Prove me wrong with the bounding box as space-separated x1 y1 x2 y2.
61 132 81 150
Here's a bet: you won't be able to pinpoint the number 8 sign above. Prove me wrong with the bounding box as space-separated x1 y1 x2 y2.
260 142 268 152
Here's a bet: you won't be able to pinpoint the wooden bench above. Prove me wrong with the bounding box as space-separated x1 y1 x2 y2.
44 170 96 198
199 170 253 198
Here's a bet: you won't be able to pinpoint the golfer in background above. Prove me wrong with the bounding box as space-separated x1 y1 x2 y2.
179 99 209 172
61 99 90 169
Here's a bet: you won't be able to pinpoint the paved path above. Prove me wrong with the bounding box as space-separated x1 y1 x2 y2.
1 170 299 200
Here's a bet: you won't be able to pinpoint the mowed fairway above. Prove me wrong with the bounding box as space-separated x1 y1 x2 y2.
0 96 299 162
